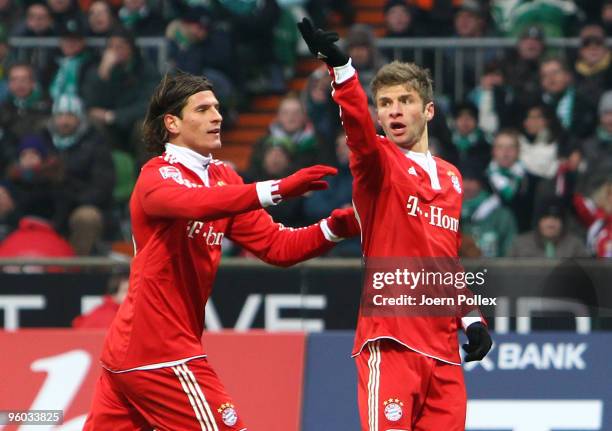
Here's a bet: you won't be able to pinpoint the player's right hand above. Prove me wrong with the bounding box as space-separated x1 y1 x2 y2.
276 165 337 202
297 18 349 67
462 322 493 362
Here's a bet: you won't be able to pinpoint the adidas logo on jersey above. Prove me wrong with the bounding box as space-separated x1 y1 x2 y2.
408 166 417 176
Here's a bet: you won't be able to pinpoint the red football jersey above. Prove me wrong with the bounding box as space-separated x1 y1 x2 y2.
330 64 479 364
101 144 335 372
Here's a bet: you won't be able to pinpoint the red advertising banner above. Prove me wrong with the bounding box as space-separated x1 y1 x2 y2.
0 330 305 431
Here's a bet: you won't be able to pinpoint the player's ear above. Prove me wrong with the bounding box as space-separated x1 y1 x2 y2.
424 102 434 122
164 114 180 135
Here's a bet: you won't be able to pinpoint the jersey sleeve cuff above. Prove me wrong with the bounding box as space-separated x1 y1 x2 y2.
461 316 484 331
320 219 343 243
331 59 355 85
256 180 280 207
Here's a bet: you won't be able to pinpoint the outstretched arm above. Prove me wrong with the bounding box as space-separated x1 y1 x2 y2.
227 206 360 267
137 162 337 221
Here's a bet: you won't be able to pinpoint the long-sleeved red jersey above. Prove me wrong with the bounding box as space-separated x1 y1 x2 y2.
330 63 480 365
101 144 336 372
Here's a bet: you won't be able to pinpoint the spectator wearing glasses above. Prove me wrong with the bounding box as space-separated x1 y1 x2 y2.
574 23 612 104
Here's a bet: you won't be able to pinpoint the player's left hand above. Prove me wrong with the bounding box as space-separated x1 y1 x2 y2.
327 208 360 238
297 17 349 67
462 322 492 362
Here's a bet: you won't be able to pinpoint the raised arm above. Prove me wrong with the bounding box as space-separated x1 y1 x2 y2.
297 18 383 160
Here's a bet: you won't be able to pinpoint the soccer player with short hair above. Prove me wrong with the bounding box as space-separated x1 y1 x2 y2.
298 18 492 431
83 72 360 430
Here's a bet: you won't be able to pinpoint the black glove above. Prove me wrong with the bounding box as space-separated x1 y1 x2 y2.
297 17 349 67
462 322 492 362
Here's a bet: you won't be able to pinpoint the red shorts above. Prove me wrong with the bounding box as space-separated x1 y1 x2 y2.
355 339 466 431
84 357 247 431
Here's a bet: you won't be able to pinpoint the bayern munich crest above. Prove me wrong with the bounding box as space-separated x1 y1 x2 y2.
383 398 404 422
448 171 462 194
218 402 238 426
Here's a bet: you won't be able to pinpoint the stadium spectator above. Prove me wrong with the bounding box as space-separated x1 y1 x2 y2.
306 0 354 28
304 131 360 256
72 270 129 329
219 0 287 94
501 25 546 110
509 197 588 258
0 180 18 241
574 23 612 104
383 0 419 39
460 163 517 257
118 0 166 37
540 56 597 139
381 0 424 63
486 129 535 232
450 101 491 171
603 0 612 36
12 3 55 38
5 135 61 223
0 0 22 35
247 144 306 226
41 94 115 256
443 0 496 100
247 93 318 178
0 214 75 257
11 3 58 85
166 7 237 123
343 24 387 95
85 0 117 37
49 20 98 101
468 60 521 135
576 90 612 195
518 103 565 180
302 65 338 161
0 63 51 139
47 0 86 34
82 26 159 153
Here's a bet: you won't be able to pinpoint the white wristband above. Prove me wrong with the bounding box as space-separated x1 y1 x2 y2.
333 59 356 85
256 180 280 207
461 316 483 331
320 219 343 243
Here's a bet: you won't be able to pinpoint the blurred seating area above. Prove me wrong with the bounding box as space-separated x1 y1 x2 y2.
0 0 611 258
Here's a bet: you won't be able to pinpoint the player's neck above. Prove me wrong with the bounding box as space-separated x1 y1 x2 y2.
398 134 428 154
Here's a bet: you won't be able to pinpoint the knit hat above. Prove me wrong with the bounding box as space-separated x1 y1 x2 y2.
598 91 612 115
52 94 84 119
520 25 545 41
535 197 565 221
384 0 412 14
18 135 49 158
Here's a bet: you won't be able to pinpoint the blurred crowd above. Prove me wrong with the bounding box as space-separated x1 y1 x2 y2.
0 0 610 259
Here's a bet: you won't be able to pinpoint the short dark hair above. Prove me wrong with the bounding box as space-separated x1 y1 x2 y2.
142 71 214 155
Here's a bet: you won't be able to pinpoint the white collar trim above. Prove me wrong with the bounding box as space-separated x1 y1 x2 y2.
164 143 211 186
404 150 441 190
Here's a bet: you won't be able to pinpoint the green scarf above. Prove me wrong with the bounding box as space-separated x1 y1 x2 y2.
596 126 612 143
51 121 88 150
119 6 149 29
487 161 525 201
10 86 43 110
462 190 489 220
49 52 88 100
452 128 484 153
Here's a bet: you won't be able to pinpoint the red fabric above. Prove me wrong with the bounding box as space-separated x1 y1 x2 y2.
331 70 470 364
356 339 466 431
101 154 334 371
84 357 247 430
72 296 120 329
0 217 75 257
410 0 462 11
